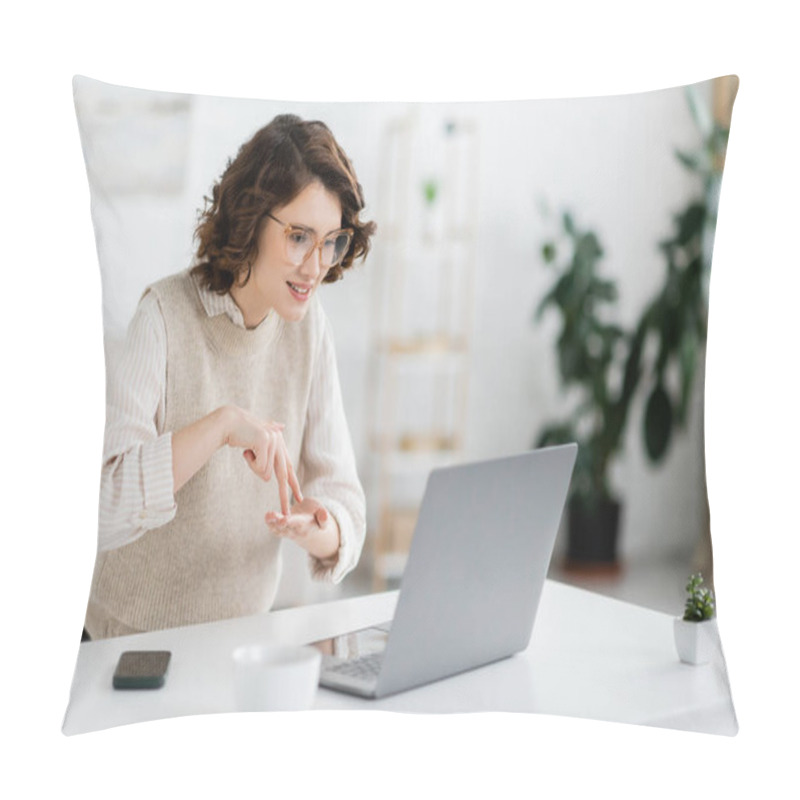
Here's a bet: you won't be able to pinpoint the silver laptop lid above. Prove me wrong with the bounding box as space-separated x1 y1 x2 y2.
375 444 577 698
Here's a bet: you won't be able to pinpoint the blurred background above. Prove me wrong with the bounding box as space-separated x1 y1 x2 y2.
74 75 736 616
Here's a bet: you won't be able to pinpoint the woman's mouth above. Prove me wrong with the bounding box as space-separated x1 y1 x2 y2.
287 281 312 301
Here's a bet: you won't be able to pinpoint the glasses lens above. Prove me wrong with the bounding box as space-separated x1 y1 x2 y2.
321 231 352 267
285 228 314 265
283 227 353 267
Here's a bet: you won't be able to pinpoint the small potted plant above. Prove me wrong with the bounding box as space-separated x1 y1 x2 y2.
674 573 718 664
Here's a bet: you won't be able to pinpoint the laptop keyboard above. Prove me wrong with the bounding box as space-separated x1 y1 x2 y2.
325 652 383 681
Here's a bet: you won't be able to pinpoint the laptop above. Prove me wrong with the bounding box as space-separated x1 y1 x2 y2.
316 443 577 699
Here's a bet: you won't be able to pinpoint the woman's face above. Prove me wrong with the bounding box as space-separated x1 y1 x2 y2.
232 180 343 327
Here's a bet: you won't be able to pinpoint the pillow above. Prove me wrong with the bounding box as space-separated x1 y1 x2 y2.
65 75 737 736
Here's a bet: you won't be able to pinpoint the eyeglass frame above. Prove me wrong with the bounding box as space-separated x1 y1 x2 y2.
266 212 354 268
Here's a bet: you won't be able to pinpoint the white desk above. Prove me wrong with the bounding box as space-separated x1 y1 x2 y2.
62 580 737 736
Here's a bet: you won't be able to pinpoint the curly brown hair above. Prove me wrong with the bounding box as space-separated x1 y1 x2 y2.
192 114 376 293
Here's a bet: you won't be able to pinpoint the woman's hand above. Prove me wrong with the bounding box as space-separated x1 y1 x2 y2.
221 406 303 515
171 405 302 515
265 497 340 562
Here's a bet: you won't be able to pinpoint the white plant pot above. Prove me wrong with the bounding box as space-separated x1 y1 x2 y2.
673 618 718 665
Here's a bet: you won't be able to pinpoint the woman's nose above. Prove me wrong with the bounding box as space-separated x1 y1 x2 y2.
299 246 323 278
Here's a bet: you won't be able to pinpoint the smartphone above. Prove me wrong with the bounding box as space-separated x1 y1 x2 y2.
112 650 171 689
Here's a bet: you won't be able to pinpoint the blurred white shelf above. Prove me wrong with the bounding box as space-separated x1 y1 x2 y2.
367 111 479 590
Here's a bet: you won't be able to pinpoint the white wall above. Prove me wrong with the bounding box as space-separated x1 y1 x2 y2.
76 77 715 601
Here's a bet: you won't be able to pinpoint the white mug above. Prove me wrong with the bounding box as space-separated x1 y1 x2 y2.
232 643 322 711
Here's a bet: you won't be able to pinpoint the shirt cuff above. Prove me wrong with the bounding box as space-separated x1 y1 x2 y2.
136 432 177 528
308 498 360 584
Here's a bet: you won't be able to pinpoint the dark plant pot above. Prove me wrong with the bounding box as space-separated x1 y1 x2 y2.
565 495 622 574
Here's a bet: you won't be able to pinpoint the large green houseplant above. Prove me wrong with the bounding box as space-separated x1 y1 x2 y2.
535 212 631 570
631 85 729 461
535 85 730 571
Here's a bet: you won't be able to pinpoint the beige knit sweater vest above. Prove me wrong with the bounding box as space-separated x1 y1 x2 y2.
87 270 319 636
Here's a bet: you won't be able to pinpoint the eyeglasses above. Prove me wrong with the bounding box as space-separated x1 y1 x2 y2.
267 213 354 269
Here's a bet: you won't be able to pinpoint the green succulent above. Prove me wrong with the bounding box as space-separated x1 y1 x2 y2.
683 572 716 622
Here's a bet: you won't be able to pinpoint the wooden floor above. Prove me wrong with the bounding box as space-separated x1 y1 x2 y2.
547 555 693 616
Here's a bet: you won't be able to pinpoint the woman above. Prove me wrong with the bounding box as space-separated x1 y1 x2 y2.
85 114 376 639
